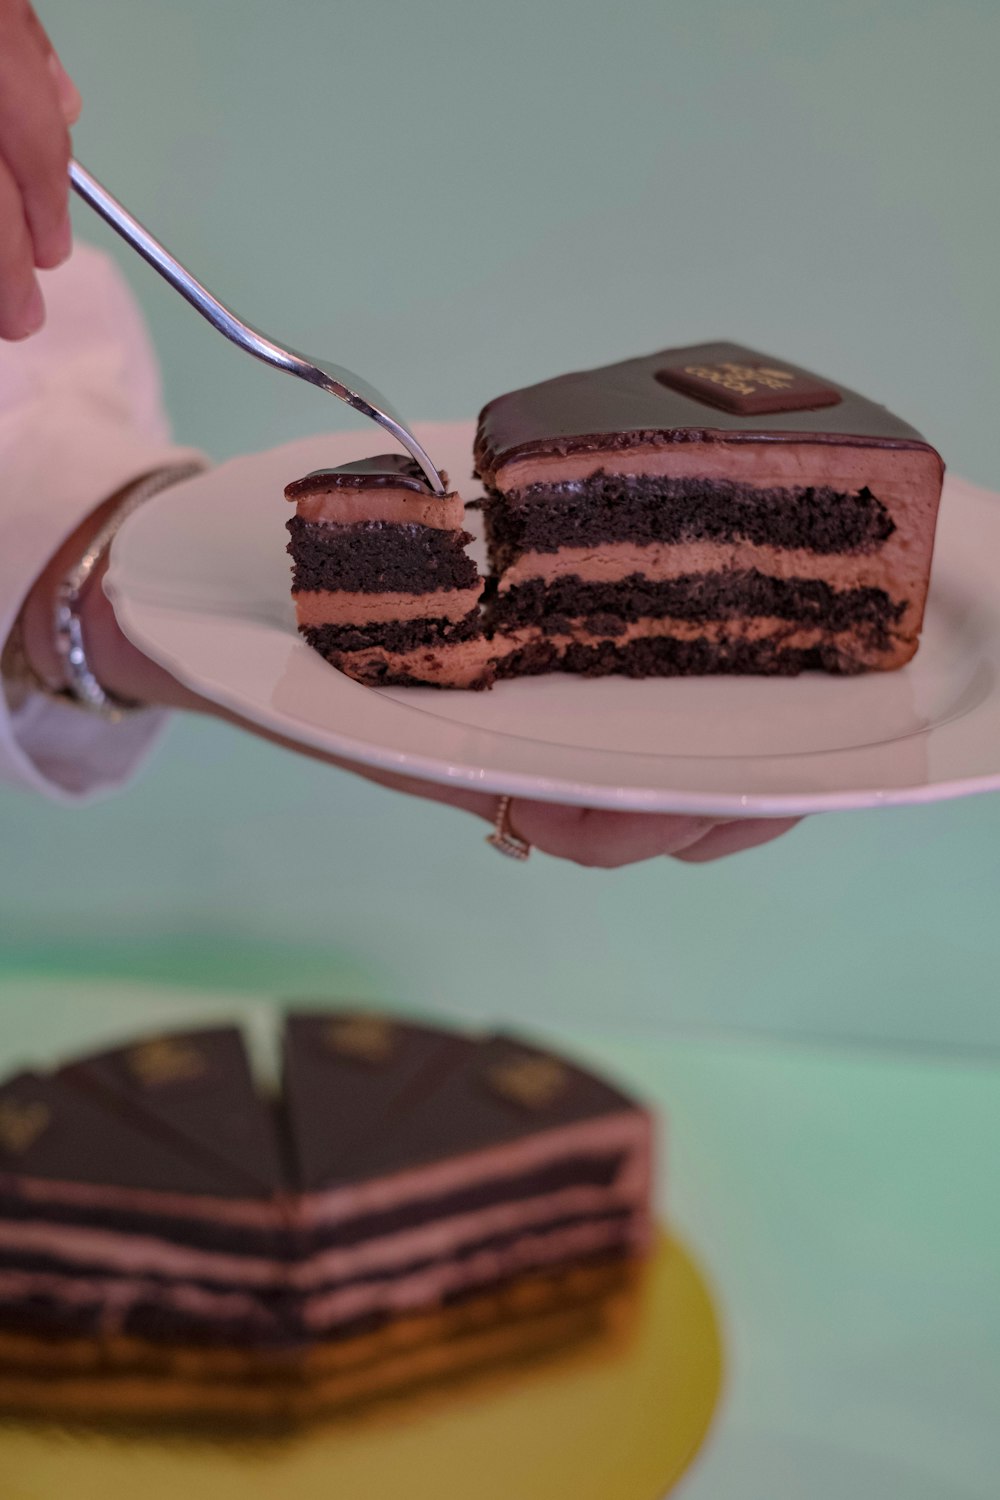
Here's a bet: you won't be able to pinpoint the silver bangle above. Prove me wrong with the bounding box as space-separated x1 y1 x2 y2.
53 461 205 721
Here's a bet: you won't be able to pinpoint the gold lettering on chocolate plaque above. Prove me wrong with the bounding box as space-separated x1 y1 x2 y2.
684 361 795 396
0 1100 51 1154
127 1038 207 1088
324 1015 396 1065
487 1056 569 1110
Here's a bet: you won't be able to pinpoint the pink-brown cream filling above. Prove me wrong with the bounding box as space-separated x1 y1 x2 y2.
295 585 481 628
491 439 942 497
293 488 465 530
0 1182 642 1291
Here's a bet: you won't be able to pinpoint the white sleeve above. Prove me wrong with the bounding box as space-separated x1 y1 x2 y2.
0 244 204 802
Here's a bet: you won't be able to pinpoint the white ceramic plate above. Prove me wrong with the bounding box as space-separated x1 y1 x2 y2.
106 421 1000 816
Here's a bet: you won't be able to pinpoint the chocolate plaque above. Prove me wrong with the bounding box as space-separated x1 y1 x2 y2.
655 357 842 415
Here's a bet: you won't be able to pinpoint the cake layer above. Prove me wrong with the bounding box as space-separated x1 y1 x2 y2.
293 487 465 529
308 637 496 689
484 474 896 558
0 1171 640 1289
493 540 928 640
0 1256 629 1378
300 615 484 658
488 571 904 643
495 623 900 677
0 1261 633 1425
286 516 479 595
294 587 482 629
0 1209 642 1346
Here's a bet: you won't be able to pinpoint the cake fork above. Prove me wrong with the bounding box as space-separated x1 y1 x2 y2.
68 159 447 495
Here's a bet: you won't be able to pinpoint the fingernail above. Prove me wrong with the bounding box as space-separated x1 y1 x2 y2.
22 282 46 336
48 53 82 125
51 214 73 266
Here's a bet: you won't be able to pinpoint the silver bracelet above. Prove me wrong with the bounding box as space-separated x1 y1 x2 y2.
53 461 206 721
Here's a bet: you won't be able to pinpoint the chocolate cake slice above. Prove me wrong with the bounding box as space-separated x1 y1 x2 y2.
475 341 945 676
285 455 494 688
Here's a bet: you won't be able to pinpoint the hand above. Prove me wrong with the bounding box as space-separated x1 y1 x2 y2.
0 0 81 339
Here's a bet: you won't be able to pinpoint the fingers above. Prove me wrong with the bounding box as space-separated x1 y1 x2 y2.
23 4 82 125
507 802 722 869
0 155 42 338
0 1 76 335
670 817 802 863
47 51 82 126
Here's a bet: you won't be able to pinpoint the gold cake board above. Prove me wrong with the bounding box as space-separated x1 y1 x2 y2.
0 1233 722 1500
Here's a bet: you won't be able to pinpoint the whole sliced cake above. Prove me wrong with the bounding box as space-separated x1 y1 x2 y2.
0 1012 652 1422
474 341 945 677
285 455 494 688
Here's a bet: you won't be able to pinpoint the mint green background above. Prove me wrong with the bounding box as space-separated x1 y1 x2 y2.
3 2 1000 1050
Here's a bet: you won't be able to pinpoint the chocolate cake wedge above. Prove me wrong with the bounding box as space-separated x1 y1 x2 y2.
285 455 494 688
475 341 945 677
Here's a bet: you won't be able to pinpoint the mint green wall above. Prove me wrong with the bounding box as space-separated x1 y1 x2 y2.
4 0 999 1049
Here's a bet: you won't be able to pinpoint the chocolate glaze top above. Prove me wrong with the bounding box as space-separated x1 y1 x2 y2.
474 341 941 481
0 1014 645 1201
0 1071 262 1199
284 454 438 501
58 1027 284 1196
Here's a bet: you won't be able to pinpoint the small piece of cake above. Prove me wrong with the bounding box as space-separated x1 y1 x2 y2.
285 455 494 688
475 341 945 677
0 1012 652 1424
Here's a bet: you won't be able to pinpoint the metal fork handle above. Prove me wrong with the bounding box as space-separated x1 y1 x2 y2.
69 160 446 494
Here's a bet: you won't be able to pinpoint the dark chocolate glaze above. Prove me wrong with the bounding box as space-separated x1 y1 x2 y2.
475 341 943 480
282 1012 472 1193
0 1072 260 1200
284 454 436 500
58 1028 284 1196
338 1033 641 1185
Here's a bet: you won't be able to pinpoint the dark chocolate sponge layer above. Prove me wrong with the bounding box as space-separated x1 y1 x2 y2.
300 612 482 656
286 517 479 595
305 642 495 691
488 571 906 644
497 634 869 679
483 475 895 564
